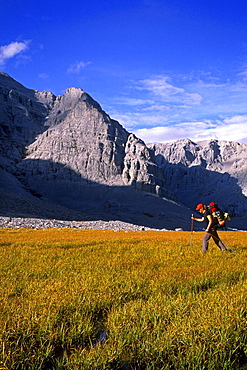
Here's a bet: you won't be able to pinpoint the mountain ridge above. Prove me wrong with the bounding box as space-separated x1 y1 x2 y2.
0 72 246 230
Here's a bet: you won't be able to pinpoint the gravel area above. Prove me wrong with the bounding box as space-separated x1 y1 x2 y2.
0 215 167 231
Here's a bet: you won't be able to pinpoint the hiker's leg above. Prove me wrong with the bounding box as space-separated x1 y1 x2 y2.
202 232 211 252
211 230 226 251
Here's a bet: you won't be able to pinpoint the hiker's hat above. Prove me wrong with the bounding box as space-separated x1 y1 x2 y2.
195 203 204 210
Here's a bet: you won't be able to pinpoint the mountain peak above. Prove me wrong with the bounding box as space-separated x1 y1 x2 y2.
0 73 247 230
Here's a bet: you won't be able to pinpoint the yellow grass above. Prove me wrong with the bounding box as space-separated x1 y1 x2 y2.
0 228 246 369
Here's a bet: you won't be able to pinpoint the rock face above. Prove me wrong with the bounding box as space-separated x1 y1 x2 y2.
0 72 170 194
0 72 183 230
0 72 54 169
122 134 174 198
15 85 172 200
19 87 129 185
148 139 247 218
0 72 247 230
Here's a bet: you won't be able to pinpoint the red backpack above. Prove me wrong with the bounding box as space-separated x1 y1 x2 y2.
208 202 227 227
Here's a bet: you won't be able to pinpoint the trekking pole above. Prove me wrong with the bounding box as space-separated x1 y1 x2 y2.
190 214 194 247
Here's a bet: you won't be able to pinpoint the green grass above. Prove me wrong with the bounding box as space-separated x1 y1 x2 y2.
0 229 246 369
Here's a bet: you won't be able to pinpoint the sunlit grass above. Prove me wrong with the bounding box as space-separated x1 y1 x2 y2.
0 229 246 369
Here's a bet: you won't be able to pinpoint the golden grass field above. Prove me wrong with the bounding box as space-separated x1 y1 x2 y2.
0 228 246 369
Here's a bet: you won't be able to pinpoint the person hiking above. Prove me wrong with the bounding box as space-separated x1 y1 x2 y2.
191 204 227 252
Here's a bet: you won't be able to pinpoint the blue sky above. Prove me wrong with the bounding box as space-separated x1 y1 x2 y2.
1 0 247 143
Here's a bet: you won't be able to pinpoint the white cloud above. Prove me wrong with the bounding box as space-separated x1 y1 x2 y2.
223 114 247 125
137 75 202 106
133 126 188 143
113 111 169 130
67 61 91 74
113 97 154 106
182 92 203 106
132 115 247 144
38 73 49 79
0 41 30 66
105 72 247 144
142 104 170 112
138 75 184 97
215 116 247 142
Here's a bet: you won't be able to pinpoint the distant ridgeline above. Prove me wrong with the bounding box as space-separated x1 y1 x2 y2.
0 72 247 230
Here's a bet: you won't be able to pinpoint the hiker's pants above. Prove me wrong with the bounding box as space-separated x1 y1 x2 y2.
202 229 226 252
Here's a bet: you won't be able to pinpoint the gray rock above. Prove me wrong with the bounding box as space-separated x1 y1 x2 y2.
0 73 246 231
20 86 129 185
0 72 54 170
148 138 247 220
122 133 174 198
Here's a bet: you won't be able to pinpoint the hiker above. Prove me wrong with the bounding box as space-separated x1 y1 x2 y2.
191 204 227 252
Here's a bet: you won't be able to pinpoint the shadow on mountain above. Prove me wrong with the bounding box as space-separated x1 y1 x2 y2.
153 155 247 230
0 158 193 230
0 84 51 168
1 157 247 231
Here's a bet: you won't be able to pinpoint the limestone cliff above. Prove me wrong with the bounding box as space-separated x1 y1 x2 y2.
20 87 129 185
123 134 174 198
0 73 175 228
0 72 247 229
0 72 171 196
148 138 247 216
0 72 54 169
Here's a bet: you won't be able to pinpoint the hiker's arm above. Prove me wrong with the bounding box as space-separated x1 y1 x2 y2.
191 216 204 222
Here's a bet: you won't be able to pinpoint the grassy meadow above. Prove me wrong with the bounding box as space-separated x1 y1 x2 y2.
0 228 246 369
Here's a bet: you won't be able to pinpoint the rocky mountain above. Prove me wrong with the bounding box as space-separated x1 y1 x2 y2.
0 72 247 230
0 73 53 168
149 139 247 215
